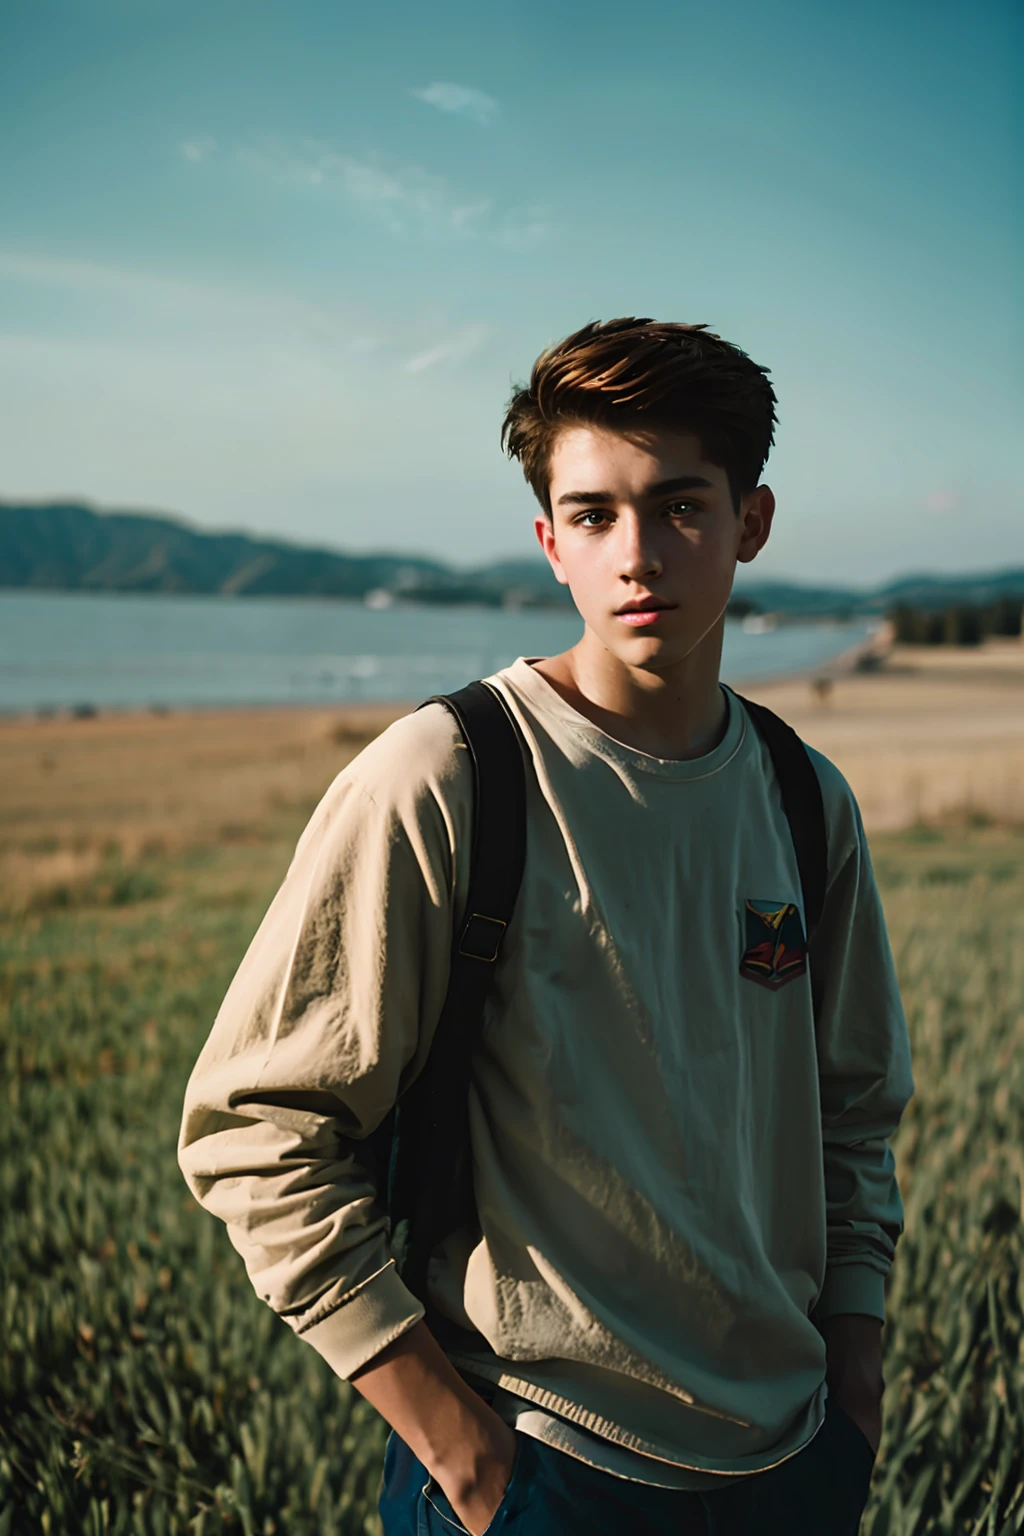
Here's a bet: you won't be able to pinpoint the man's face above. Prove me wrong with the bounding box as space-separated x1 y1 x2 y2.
536 424 774 675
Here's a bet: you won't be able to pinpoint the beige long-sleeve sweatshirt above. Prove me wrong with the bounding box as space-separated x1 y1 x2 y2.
178 660 913 1484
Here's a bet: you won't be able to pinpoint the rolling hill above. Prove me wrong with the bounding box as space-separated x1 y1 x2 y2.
2 499 1022 616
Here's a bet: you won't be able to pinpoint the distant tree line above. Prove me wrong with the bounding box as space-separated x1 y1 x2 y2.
726 596 761 619
889 597 1023 646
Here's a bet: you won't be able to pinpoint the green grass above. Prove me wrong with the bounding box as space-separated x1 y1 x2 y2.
2 825 1023 1533
862 830 1024 1534
0 839 387 1536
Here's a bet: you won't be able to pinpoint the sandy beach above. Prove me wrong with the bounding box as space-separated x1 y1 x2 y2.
2 639 1022 906
743 638 1024 831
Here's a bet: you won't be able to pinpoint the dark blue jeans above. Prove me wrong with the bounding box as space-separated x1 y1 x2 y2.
378 1398 875 1535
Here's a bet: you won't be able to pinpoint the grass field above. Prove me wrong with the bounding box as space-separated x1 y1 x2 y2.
2 703 1023 1534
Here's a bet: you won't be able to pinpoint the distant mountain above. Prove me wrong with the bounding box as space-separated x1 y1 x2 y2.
873 570 1024 609
729 571 1024 617
732 573 1024 617
0 500 572 607
2 500 1022 616
0 501 447 599
728 581 863 618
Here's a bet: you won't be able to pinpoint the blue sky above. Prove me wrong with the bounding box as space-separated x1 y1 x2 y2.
0 0 1018 583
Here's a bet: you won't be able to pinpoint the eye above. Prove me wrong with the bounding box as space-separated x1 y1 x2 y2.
574 510 610 528
665 500 699 517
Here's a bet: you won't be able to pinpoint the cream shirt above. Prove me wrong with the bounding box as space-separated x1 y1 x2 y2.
179 660 913 1484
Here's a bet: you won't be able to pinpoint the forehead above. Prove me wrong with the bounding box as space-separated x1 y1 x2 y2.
547 424 725 497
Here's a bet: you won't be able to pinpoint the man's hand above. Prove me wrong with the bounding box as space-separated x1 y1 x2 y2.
351 1321 517 1536
818 1313 884 1456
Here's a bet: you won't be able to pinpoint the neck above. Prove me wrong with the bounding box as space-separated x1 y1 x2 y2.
534 620 728 761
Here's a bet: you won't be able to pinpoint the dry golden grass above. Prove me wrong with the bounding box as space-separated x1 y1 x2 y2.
2 638 1021 913
0 703 406 911
744 639 1024 831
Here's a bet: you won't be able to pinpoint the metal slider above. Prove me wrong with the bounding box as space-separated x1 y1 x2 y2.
458 913 507 962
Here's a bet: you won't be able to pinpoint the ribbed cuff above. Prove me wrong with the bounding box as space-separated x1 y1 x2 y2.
813 1263 887 1324
299 1262 425 1380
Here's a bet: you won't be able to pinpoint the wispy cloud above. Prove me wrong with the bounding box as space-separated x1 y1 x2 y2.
224 138 548 248
0 247 236 311
0 247 491 380
921 489 960 515
0 246 383 358
0 247 321 329
335 153 491 238
493 210 551 251
403 325 489 374
412 82 499 126
235 141 477 237
180 137 216 163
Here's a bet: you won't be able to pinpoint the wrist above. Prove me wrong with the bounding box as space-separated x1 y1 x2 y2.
422 1389 509 1483
820 1313 884 1401
349 1320 513 1492
429 1401 518 1536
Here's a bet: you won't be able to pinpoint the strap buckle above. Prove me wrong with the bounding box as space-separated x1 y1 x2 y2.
458 913 507 963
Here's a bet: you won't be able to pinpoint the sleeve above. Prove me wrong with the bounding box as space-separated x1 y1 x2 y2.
177 709 470 1380
807 753 916 1325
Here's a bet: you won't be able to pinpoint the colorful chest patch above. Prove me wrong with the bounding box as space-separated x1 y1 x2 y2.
740 900 807 991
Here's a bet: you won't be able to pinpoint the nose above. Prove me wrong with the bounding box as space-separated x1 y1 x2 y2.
616 511 663 582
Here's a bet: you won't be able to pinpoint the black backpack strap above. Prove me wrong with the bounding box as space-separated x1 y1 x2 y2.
734 694 828 939
386 680 527 1303
431 681 528 968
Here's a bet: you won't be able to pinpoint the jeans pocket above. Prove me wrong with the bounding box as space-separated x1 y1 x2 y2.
421 1433 529 1536
830 1404 876 1471
827 1403 876 1525
420 1480 471 1534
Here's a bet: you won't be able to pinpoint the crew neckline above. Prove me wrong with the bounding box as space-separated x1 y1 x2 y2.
497 657 748 783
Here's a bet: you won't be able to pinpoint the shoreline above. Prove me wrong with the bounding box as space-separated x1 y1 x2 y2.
741 638 1024 829
727 620 890 693
0 613 872 722
0 635 877 724
1 641 1022 851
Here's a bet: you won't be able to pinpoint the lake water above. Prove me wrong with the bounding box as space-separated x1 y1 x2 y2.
0 591 871 712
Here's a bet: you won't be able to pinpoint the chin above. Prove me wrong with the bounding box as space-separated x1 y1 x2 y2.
614 628 710 671
604 632 677 668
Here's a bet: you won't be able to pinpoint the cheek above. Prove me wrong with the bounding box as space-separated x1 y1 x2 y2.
695 520 741 567
675 524 733 570
558 551 617 619
563 558 605 604
557 540 603 582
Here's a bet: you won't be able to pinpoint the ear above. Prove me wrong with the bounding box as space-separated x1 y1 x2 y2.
736 486 776 565
534 512 571 585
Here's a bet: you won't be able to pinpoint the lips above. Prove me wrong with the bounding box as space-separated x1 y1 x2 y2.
615 597 677 627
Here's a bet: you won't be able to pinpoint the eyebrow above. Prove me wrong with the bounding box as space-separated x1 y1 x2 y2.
555 475 715 507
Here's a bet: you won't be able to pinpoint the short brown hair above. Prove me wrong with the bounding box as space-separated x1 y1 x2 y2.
501 317 777 512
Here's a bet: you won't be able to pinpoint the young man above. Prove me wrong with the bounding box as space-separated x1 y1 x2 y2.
179 319 914 1535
